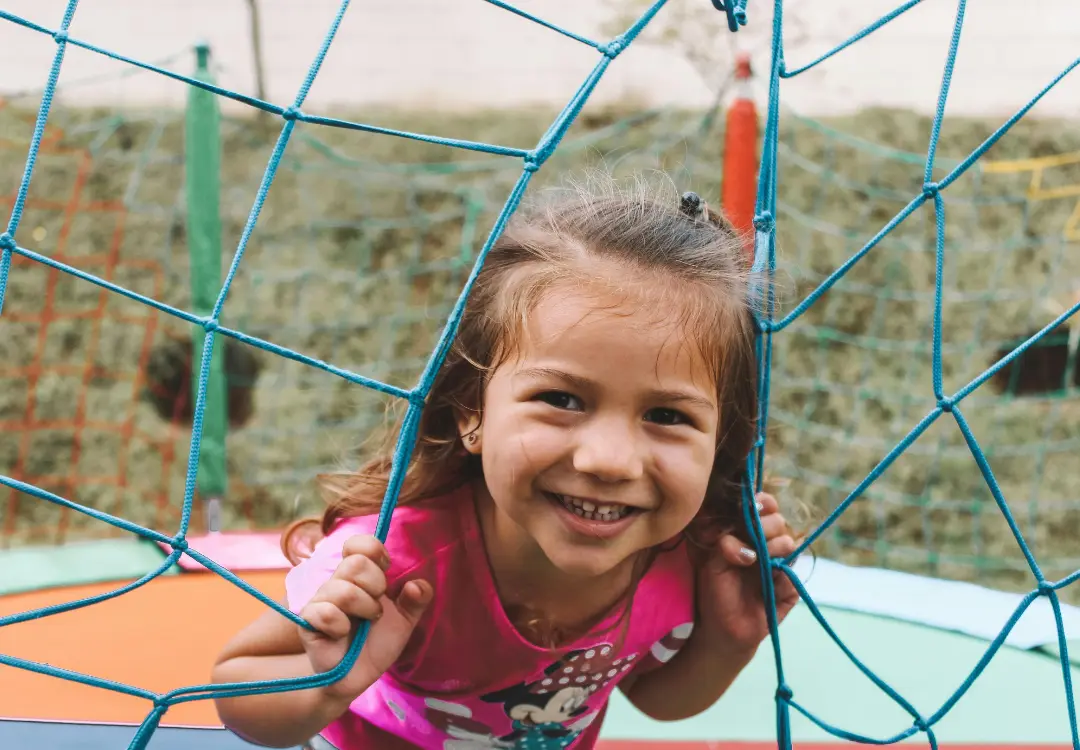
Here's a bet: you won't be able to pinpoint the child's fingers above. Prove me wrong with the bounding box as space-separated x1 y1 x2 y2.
766 535 798 560
757 512 789 540
302 600 355 641
312 578 384 625
718 532 798 567
754 492 779 515
334 553 389 601
394 579 434 625
718 533 759 566
341 534 391 571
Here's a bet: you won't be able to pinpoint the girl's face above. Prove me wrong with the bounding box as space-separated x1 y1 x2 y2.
463 276 720 580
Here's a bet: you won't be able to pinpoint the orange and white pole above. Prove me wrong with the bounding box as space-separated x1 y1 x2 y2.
721 52 759 259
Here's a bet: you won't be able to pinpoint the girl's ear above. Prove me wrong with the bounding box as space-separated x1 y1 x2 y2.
456 409 483 455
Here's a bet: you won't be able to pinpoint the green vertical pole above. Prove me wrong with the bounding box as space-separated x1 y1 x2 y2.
186 42 227 530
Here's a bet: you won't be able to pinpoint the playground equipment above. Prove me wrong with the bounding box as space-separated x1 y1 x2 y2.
2 0 1080 746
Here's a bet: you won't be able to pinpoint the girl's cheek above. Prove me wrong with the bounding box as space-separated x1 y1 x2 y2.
658 444 712 500
655 440 705 475
516 427 571 469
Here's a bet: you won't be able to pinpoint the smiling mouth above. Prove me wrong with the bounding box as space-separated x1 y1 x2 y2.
545 492 640 523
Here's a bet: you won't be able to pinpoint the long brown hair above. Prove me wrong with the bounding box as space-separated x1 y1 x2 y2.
305 175 767 642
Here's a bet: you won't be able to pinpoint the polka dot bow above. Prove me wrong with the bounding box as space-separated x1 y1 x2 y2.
535 644 638 696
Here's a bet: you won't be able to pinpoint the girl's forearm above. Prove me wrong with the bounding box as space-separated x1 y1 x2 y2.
622 631 756 721
212 653 355 748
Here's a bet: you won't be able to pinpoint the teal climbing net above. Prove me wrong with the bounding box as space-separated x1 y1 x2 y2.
0 0 702 746
749 0 1079 746
0 0 1078 748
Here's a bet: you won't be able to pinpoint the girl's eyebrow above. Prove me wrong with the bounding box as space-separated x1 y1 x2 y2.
515 366 591 390
515 367 717 412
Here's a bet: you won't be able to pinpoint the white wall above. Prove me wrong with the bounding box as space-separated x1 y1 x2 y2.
0 0 1077 119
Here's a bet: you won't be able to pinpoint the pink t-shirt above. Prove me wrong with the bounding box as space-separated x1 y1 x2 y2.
284 483 697 750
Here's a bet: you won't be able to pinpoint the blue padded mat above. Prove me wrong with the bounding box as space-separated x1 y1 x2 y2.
0 719 300 749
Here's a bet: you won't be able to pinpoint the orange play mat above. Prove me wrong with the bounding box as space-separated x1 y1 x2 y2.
0 570 285 727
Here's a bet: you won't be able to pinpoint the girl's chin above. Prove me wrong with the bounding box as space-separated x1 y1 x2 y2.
537 537 642 580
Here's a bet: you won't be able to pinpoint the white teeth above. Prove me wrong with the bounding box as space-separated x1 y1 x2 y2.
554 494 633 523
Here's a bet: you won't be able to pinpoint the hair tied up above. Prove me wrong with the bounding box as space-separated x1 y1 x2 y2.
679 191 709 222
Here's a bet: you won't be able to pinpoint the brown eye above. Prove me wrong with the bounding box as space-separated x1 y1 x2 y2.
645 407 688 426
536 391 582 411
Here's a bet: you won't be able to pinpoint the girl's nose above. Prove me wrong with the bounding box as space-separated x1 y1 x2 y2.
572 417 644 482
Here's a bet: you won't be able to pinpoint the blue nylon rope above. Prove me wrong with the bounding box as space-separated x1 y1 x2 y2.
4 240 414 398
0 2 681 746
0 0 79 316
480 0 605 51
753 0 1080 746
1 0 1079 748
779 0 928 79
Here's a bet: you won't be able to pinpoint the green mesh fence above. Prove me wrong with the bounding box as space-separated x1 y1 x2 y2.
1 45 1078 608
767 109 1080 600
2 3 1080 745
0 75 720 546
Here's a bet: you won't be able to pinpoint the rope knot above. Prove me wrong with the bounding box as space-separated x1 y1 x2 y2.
599 37 625 59
1038 580 1055 596
775 683 793 702
523 156 541 173
922 181 940 199
937 396 954 413
0 232 15 251
170 535 189 553
711 0 743 32
282 106 302 122
53 29 69 44
753 211 774 233
203 318 220 333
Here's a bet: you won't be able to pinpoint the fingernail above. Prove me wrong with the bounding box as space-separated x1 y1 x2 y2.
755 501 764 513
740 547 757 562
381 555 392 571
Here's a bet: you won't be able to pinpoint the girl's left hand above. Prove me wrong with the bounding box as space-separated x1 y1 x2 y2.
697 492 801 655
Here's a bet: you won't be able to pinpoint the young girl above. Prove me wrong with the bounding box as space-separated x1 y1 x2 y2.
211 179 801 749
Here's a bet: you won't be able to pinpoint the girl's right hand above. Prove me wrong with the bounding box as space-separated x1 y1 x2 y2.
297 534 433 702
